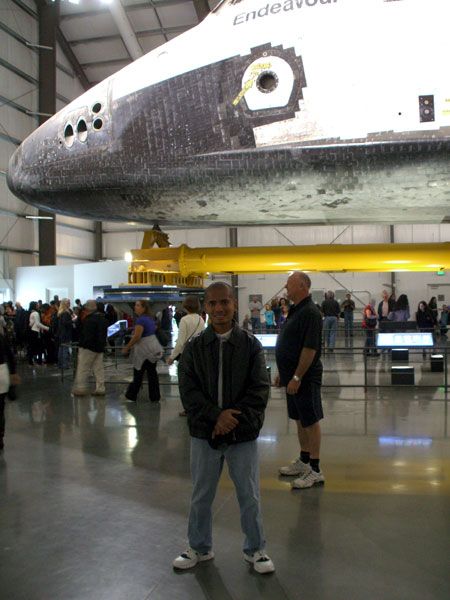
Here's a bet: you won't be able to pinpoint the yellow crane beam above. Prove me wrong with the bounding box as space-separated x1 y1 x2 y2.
128 242 450 277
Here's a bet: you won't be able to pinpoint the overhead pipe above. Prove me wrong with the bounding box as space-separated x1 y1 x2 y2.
129 243 450 276
108 0 143 61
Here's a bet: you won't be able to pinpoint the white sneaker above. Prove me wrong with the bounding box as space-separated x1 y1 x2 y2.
244 550 275 574
172 548 214 570
279 458 311 476
291 469 325 489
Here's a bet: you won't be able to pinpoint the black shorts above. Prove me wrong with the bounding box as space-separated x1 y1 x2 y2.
286 380 323 427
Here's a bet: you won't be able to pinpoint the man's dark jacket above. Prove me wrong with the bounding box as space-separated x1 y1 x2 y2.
79 311 108 353
378 298 396 320
178 324 269 443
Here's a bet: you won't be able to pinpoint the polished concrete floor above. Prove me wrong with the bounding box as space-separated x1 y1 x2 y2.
1 352 449 600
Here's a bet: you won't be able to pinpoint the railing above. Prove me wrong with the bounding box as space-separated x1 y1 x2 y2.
55 340 449 395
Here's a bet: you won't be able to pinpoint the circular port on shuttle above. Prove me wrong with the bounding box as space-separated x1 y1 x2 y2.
256 71 278 94
93 118 103 131
92 102 102 114
64 123 74 147
76 118 88 142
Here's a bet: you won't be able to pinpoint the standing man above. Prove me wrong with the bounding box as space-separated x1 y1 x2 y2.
72 300 108 396
321 291 340 351
340 293 355 344
378 289 395 322
174 282 274 574
275 272 324 489
248 295 263 332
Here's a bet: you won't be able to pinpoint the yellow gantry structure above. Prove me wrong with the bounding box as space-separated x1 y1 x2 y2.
127 242 450 286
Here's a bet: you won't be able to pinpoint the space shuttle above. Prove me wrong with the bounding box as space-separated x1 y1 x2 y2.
7 0 450 226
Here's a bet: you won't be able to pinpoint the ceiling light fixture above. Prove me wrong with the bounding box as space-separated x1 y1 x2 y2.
51 0 81 5
25 215 54 220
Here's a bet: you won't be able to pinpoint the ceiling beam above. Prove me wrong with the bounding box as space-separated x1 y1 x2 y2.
33 1 91 90
56 28 91 90
108 0 143 61
81 58 131 70
67 25 190 47
60 0 186 22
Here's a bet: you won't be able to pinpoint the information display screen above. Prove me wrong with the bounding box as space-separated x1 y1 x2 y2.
376 332 434 348
254 333 278 348
107 320 128 338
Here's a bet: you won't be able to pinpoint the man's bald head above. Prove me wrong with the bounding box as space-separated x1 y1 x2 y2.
204 282 235 301
85 300 97 312
290 271 311 289
285 271 311 304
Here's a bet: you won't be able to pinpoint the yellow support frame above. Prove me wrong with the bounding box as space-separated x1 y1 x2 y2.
128 242 450 279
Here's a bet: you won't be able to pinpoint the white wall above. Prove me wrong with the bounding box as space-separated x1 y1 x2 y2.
14 260 129 305
73 261 129 302
15 265 74 306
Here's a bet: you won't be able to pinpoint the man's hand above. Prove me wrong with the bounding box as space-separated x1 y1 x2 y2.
274 374 281 387
286 378 301 395
10 374 20 386
212 409 241 437
166 357 174 366
121 347 129 356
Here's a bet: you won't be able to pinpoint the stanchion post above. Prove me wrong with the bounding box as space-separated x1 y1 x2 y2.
363 348 368 391
444 346 448 395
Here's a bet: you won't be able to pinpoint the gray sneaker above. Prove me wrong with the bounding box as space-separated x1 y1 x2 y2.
279 458 310 476
291 469 325 489
244 550 275 574
173 548 214 570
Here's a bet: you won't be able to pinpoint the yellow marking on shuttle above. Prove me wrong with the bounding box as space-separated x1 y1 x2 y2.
232 62 272 106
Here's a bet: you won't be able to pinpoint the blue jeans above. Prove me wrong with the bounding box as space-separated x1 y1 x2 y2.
58 344 70 369
364 329 377 354
250 317 261 332
323 316 338 348
188 438 265 555
344 311 353 338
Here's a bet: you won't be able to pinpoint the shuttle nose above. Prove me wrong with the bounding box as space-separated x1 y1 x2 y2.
6 146 24 200
7 122 57 207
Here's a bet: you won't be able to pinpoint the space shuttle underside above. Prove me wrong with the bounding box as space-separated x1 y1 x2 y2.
6 0 450 225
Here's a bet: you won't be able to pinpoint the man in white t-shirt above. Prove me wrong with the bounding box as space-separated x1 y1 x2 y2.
248 296 263 332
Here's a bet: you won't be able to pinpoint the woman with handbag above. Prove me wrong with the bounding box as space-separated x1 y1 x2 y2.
122 300 163 403
0 332 20 451
166 296 205 415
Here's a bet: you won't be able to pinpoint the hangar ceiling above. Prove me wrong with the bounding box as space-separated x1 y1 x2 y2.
58 0 220 88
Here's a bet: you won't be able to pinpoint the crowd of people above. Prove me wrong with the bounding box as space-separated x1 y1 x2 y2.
0 296 120 368
242 290 449 355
